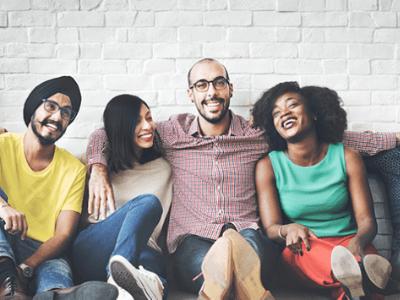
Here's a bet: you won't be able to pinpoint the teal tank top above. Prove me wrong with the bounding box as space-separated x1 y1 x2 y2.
269 143 357 237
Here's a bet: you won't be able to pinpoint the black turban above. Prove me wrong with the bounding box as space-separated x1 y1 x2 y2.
23 76 81 126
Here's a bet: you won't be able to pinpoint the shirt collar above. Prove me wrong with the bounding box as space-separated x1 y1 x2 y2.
188 110 245 137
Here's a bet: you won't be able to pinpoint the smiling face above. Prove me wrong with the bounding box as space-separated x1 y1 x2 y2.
272 92 315 142
187 60 233 125
133 103 156 158
30 93 71 146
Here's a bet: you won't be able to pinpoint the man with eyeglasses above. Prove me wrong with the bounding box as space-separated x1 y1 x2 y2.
0 76 118 300
86 58 400 299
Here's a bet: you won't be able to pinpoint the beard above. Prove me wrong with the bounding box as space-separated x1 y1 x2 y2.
31 113 66 146
196 97 230 124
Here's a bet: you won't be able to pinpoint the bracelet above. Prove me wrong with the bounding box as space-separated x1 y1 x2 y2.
278 226 286 241
0 203 9 210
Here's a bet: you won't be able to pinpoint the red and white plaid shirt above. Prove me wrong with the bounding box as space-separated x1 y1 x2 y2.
87 111 396 253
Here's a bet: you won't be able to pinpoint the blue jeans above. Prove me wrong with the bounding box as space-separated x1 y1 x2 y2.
72 194 168 299
363 147 400 252
0 217 73 293
171 228 282 294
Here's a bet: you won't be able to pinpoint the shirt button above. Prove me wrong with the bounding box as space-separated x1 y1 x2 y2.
217 185 221 190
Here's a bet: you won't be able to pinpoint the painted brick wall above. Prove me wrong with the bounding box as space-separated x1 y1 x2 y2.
1 0 400 155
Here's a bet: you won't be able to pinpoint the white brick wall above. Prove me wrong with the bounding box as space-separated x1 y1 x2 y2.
1 0 400 156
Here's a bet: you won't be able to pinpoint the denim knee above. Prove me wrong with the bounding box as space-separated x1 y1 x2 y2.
128 194 163 218
32 257 73 293
0 225 15 263
146 194 163 216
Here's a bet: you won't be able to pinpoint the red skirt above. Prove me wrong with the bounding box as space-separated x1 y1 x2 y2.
278 235 384 300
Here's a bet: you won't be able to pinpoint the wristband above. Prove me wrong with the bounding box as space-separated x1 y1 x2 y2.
278 226 286 241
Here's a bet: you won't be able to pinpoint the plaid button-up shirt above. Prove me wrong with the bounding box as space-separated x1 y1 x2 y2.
87 111 396 253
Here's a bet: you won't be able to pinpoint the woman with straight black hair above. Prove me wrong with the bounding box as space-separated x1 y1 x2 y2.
72 94 172 300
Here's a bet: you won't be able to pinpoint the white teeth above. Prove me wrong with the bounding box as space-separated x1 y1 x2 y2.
46 124 57 130
283 119 295 128
140 133 152 138
205 100 220 107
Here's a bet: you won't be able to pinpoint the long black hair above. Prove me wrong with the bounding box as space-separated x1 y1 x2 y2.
103 94 160 173
252 82 347 151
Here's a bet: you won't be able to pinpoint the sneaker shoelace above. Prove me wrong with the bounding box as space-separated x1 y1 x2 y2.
137 266 164 299
138 266 158 283
3 277 18 296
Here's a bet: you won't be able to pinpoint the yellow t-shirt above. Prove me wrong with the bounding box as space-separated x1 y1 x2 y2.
0 133 86 242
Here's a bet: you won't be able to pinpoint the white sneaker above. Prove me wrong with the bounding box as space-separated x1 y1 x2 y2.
108 275 134 300
110 255 164 300
116 286 134 300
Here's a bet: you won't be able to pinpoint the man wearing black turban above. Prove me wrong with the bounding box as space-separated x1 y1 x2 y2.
0 76 118 300
23 76 81 146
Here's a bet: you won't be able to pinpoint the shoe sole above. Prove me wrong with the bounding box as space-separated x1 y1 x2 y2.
223 229 274 300
110 255 158 300
32 281 118 300
363 254 392 290
331 246 365 299
200 236 233 300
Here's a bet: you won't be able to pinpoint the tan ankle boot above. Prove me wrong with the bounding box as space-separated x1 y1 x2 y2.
198 236 233 300
223 229 274 300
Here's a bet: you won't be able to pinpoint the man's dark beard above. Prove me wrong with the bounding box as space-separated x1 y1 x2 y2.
199 98 230 124
31 113 66 146
203 108 229 124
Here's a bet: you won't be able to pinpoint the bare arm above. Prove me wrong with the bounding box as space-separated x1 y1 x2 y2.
86 128 115 220
344 146 377 258
255 156 317 254
15 210 80 287
22 210 80 269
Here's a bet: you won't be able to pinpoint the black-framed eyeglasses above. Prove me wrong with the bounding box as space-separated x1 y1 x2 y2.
42 99 76 121
189 77 229 92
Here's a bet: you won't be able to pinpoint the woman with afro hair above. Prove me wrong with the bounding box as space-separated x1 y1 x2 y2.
253 82 391 300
